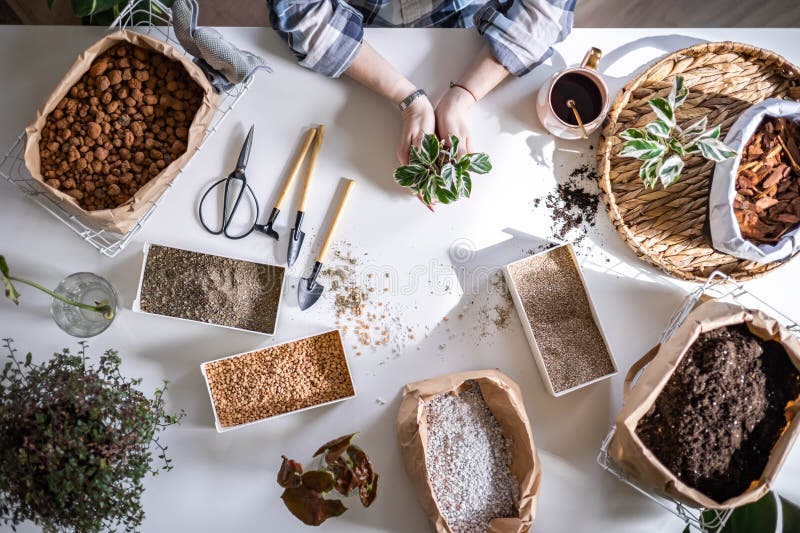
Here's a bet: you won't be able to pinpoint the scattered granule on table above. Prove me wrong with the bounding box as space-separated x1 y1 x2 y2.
506 245 614 392
323 241 418 356
203 330 354 428
425 381 519 533
467 271 515 342
139 245 284 334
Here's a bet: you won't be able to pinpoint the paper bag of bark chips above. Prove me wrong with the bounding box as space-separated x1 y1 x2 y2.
708 98 800 263
609 300 800 509
396 369 541 532
24 30 217 236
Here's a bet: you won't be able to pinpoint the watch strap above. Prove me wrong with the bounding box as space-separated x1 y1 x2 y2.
399 89 427 111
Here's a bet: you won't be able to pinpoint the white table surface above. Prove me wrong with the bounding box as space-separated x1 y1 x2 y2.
2 25 800 533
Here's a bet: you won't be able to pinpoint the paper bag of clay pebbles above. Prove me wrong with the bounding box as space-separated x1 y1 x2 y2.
24 30 217 235
608 299 800 509
396 369 540 532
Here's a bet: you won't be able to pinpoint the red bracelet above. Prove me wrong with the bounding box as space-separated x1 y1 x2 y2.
449 81 477 102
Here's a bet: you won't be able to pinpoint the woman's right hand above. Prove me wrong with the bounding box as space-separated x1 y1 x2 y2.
397 96 435 165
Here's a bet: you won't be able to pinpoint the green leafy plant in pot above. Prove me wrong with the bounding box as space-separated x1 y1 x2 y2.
277 433 378 526
0 339 184 532
619 75 736 188
394 134 492 209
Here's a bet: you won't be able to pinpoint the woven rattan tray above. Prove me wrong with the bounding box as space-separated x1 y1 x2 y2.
597 41 800 281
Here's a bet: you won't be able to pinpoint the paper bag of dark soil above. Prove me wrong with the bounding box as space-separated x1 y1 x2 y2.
396 369 540 532
609 300 800 509
24 30 217 236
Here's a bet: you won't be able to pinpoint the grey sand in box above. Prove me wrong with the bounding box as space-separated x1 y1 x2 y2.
139 244 284 334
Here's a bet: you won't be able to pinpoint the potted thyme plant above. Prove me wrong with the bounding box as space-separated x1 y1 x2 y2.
0 339 183 532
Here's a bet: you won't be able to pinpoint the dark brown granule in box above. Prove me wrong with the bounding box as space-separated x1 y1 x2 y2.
139 245 283 334
204 330 355 428
506 245 614 392
637 325 800 502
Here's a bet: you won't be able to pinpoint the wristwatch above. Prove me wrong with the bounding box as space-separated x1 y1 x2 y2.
399 89 427 111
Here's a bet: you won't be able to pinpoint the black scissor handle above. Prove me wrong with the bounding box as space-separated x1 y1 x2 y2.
198 173 260 240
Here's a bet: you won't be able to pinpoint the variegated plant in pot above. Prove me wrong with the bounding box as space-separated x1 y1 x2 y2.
618 75 736 188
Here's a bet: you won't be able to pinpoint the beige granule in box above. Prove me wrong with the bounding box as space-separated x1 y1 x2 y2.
507 246 614 393
203 330 354 427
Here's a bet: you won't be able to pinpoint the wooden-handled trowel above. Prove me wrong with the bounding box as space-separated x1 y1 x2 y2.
298 178 355 311
287 125 325 267
253 127 317 241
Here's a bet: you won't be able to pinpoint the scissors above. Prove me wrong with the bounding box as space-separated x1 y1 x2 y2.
198 125 260 239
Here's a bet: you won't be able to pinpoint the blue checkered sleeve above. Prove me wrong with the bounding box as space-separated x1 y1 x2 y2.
475 0 576 76
267 0 365 78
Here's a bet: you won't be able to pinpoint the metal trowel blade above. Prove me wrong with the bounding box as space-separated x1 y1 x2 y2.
298 276 324 310
287 227 305 267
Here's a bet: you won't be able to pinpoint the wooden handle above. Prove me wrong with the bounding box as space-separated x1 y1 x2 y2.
274 128 316 209
317 178 355 263
298 125 325 212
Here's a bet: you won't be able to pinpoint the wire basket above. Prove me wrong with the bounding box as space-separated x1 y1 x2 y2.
0 0 252 258
597 270 800 532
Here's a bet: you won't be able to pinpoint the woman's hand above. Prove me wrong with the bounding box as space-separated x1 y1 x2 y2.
435 87 475 156
397 96 435 164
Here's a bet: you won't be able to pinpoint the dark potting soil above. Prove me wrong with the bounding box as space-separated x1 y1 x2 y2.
139 245 285 334
637 325 800 502
534 164 600 245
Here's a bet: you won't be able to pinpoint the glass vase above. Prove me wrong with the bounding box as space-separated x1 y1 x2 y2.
50 272 118 338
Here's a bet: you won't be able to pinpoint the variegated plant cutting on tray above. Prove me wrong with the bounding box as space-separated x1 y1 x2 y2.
619 75 737 188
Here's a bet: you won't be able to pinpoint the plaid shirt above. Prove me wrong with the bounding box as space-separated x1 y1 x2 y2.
267 0 575 78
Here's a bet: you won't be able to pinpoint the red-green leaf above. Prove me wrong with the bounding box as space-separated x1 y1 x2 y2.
359 473 379 508
277 456 303 488
281 486 347 526
329 457 358 496
313 433 357 463
347 445 374 485
301 470 334 493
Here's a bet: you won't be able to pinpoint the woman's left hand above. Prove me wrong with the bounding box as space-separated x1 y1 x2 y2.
435 87 476 156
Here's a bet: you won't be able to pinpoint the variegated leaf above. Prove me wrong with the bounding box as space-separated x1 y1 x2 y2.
679 116 708 139
645 119 671 139
648 97 675 127
668 138 686 157
620 139 667 160
668 75 688 109
658 154 684 187
620 128 646 141
693 138 737 161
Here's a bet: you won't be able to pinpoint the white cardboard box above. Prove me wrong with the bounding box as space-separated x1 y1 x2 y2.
199 329 357 432
132 242 286 336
